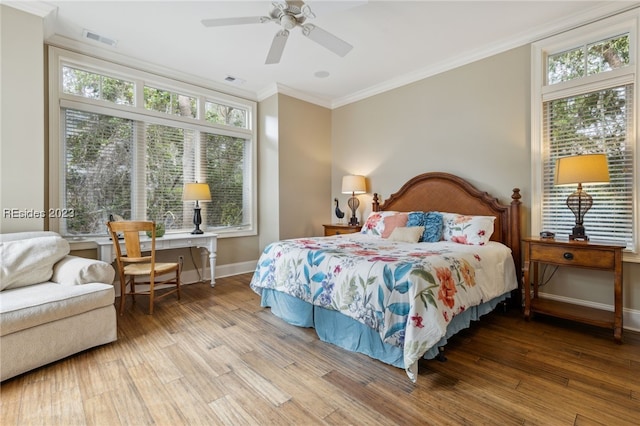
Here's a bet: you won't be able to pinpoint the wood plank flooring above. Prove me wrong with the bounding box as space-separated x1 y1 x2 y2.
1 273 639 425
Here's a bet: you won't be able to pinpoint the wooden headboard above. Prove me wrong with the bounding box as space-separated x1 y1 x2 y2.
372 172 522 303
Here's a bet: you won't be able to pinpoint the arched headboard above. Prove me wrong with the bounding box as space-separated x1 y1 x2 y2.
372 172 522 302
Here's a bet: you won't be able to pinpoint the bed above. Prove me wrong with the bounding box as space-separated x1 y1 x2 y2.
250 172 522 381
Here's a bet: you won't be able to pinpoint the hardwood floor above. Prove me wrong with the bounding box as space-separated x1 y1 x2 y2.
1 273 639 425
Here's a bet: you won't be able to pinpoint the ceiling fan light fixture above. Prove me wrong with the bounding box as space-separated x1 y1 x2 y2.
280 14 297 30
202 0 353 65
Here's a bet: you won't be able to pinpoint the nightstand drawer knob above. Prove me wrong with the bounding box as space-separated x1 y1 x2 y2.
563 252 574 260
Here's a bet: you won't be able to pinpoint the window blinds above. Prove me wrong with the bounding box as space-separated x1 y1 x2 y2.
541 84 634 247
62 108 133 235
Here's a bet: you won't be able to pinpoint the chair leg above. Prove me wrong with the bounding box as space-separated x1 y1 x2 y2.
129 276 136 306
119 276 126 315
148 276 154 315
176 269 181 300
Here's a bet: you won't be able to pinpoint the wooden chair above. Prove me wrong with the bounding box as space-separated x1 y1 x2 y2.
107 221 180 315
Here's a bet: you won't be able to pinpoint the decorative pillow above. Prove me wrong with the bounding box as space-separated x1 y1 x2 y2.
441 212 495 245
381 213 408 238
406 211 425 228
361 211 399 237
406 211 443 242
52 256 116 285
388 226 424 243
0 235 70 291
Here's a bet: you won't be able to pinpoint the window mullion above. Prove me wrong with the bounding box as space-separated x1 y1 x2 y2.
132 122 146 220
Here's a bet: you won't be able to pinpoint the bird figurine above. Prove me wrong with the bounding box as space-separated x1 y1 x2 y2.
334 198 345 219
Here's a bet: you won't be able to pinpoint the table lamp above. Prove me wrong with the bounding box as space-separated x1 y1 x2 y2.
183 182 211 234
341 175 366 226
554 154 609 241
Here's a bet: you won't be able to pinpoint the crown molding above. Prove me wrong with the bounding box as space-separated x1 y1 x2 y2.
331 1 640 109
257 82 332 109
2 1 56 17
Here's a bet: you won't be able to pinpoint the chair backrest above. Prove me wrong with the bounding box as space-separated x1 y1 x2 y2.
106 221 156 264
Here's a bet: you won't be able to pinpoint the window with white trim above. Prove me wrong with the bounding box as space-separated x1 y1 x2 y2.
532 11 638 257
49 47 257 238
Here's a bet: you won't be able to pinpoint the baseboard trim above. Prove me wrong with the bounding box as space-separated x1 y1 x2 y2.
111 261 258 297
539 292 640 332
214 260 257 280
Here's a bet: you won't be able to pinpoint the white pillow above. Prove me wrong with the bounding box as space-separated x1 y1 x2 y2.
388 226 424 243
52 255 115 285
441 212 495 245
0 236 70 290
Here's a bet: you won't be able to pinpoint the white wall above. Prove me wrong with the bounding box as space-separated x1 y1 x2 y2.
0 6 45 233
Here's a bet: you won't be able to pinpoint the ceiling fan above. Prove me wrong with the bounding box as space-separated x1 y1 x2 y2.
201 1 353 64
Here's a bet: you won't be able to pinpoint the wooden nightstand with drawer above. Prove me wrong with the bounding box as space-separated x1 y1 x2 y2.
323 224 362 236
522 237 625 342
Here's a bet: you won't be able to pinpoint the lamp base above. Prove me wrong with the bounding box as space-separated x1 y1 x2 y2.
569 224 588 241
191 204 204 235
569 234 589 241
348 195 360 226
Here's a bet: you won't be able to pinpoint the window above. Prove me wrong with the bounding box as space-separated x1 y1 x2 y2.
49 47 257 238
532 12 638 259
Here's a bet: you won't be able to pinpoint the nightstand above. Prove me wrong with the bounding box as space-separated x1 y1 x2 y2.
323 224 362 236
522 237 625 343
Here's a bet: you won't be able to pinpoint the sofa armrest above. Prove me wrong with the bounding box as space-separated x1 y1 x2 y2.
52 255 115 285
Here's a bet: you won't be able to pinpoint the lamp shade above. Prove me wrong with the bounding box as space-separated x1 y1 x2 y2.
183 182 212 201
341 175 366 194
555 154 610 185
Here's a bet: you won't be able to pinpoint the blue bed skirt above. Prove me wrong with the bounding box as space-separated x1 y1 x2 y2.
260 289 509 369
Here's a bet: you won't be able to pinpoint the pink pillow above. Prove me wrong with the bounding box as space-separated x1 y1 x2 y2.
381 213 408 238
361 211 399 237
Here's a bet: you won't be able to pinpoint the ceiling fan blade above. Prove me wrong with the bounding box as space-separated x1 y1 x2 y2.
301 24 353 57
265 30 289 64
201 16 268 27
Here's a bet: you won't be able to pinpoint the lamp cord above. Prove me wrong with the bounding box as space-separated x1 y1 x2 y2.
188 247 203 283
537 264 559 288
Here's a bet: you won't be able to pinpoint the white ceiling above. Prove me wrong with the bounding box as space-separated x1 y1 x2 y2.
10 1 640 108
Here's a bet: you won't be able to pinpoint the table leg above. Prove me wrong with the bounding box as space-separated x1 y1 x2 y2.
613 250 623 343
209 250 216 287
523 259 531 319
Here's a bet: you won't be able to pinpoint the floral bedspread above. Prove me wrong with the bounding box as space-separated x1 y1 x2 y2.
250 234 517 381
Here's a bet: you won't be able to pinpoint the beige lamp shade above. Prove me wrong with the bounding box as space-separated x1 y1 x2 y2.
341 175 366 194
555 154 610 185
183 182 212 201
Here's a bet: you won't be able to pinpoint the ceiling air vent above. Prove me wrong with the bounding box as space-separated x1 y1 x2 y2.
83 29 117 47
224 75 246 86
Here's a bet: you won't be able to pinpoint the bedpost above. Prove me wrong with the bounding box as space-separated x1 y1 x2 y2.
372 193 380 212
510 188 522 309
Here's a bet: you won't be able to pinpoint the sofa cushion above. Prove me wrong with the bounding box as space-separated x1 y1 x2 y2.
0 282 115 336
0 235 70 291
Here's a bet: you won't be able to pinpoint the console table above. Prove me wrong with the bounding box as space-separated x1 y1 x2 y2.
95 232 218 287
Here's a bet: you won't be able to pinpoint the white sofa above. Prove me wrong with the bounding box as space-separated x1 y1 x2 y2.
0 231 117 381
